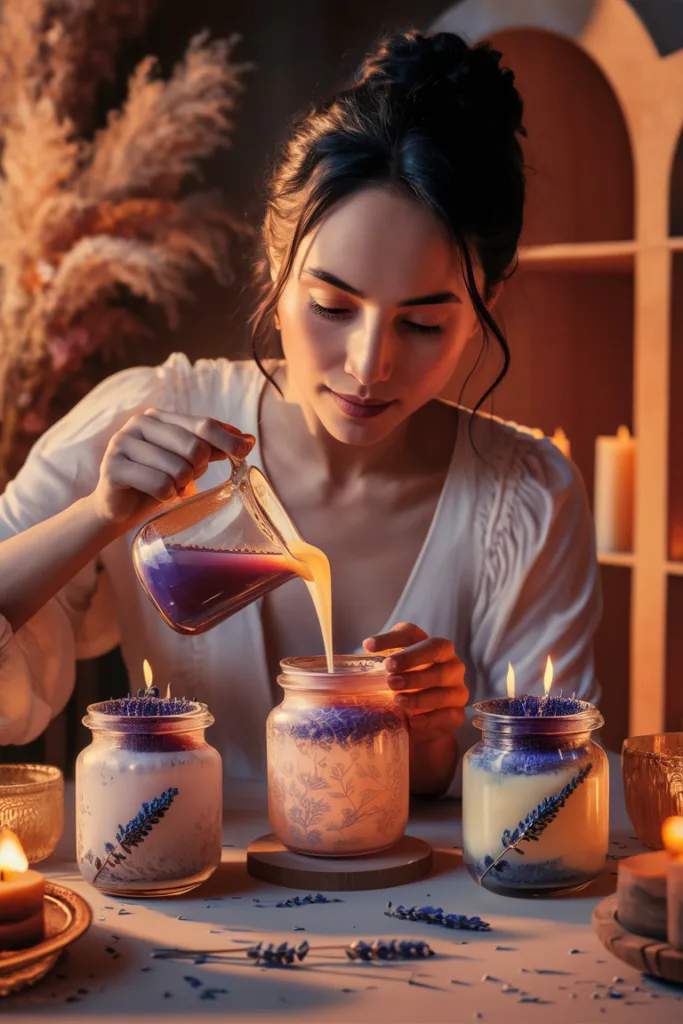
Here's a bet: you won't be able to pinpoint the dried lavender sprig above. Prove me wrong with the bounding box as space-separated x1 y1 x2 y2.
385 902 492 932
91 788 179 884
152 937 435 966
345 939 434 961
480 762 593 882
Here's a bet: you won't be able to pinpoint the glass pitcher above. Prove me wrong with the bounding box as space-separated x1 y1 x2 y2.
132 457 313 635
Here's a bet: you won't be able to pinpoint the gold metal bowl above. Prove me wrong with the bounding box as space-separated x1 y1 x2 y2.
622 733 683 848
0 881 92 997
0 764 64 863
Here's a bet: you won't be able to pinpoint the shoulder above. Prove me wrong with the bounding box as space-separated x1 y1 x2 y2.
12 354 263 497
456 406 590 556
157 353 265 423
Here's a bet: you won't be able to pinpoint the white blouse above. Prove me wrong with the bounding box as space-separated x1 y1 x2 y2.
0 354 602 796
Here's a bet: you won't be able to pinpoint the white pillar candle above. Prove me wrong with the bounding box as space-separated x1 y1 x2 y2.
663 816 683 950
594 425 636 553
549 427 572 460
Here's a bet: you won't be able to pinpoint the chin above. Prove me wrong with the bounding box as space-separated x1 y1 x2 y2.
315 402 406 447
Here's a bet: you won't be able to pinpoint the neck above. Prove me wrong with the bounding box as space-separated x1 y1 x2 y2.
261 366 424 490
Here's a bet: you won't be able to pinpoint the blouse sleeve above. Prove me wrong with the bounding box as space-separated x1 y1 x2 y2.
444 436 602 800
0 362 171 744
469 436 603 700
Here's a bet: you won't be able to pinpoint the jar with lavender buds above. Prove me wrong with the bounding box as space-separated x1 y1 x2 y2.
463 696 609 896
76 693 222 897
266 656 409 856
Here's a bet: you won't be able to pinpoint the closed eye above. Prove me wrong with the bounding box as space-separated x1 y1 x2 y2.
308 300 444 335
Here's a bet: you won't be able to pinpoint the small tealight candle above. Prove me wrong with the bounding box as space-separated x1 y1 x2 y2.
0 829 45 950
663 815 683 950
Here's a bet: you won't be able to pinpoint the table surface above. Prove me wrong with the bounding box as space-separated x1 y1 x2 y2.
4 752 683 1024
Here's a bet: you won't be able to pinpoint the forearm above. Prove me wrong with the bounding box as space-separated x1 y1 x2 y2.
0 496 121 632
409 732 459 797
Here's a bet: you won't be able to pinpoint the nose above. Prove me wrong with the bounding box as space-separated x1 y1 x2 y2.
344 311 394 387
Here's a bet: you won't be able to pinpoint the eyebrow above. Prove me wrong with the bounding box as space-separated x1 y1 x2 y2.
303 267 461 306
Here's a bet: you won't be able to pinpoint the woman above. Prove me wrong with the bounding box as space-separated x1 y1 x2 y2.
0 30 600 797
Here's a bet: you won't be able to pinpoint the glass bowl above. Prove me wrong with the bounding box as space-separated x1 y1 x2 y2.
622 734 683 849
0 764 64 862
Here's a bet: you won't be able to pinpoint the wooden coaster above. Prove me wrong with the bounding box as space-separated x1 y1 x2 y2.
592 893 683 985
246 834 433 891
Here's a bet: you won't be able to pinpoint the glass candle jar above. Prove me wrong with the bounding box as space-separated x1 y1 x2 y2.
76 695 222 897
266 656 409 857
0 765 63 863
463 697 609 896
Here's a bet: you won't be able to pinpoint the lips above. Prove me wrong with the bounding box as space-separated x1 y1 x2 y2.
325 389 396 420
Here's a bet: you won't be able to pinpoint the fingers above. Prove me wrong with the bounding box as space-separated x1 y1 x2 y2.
384 636 456 674
143 409 255 461
409 707 466 733
116 435 195 495
110 459 177 503
390 661 467 700
394 682 467 712
363 622 428 654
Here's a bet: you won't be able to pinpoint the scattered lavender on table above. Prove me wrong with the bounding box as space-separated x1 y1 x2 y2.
385 903 491 932
89 788 179 884
479 763 593 882
273 893 343 908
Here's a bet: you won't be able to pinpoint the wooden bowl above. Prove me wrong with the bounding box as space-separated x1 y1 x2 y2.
622 734 683 848
0 881 92 997
593 894 683 985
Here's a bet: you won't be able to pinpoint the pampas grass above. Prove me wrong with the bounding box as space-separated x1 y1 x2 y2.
0 1 250 486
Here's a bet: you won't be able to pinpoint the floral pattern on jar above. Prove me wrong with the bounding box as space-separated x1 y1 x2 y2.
267 656 409 856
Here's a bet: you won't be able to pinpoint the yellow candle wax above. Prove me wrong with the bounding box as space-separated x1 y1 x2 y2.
0 829 45 950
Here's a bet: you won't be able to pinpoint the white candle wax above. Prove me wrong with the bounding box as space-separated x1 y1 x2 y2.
0 829 44 950
594 425 636 553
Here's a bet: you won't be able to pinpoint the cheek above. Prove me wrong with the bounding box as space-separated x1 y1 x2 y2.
401 319 475 392
280 297 344 373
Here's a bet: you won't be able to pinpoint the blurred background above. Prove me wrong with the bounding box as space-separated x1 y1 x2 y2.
0 0 682 770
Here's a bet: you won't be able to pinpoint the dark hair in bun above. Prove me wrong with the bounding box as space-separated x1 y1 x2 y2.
251 29 526 412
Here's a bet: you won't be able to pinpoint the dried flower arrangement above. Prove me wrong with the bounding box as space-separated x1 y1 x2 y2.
0 0 249 486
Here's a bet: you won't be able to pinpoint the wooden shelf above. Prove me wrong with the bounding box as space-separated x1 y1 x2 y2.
519 240 636 272
598 551 635 568
437 0 683 742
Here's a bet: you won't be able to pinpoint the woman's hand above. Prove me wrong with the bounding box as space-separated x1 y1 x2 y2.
363 622 468 796
88 409 255 531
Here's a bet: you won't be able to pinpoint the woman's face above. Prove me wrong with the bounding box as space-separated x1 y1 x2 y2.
275 186 487 446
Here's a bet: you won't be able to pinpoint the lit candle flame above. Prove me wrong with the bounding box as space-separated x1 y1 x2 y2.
662 816 683 856
143 659 153 689
543 657 553 696
506 662 515 699
165 683 171 699
0 829 29 874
